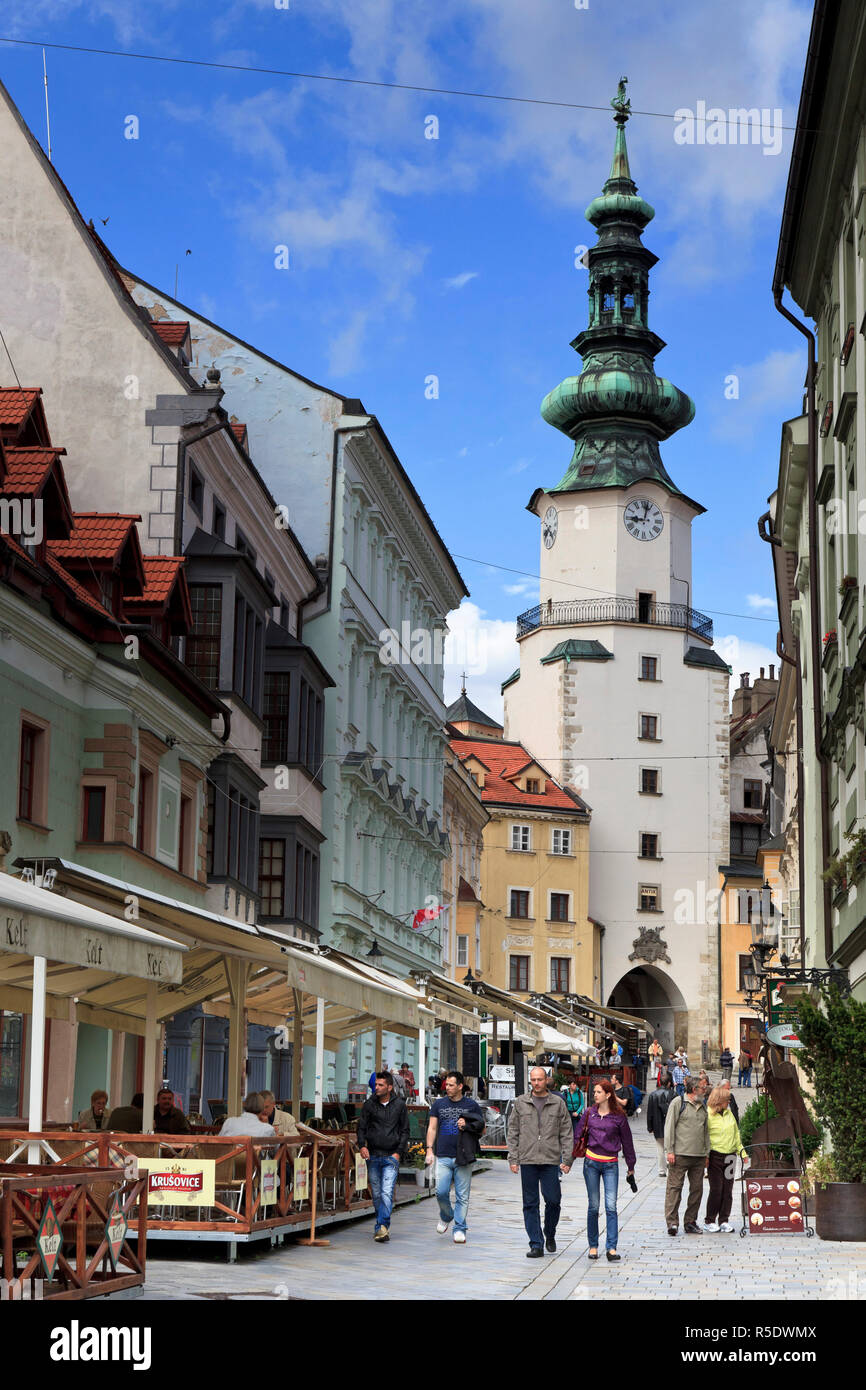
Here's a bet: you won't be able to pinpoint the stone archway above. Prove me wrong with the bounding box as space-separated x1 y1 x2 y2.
607 965 689 1057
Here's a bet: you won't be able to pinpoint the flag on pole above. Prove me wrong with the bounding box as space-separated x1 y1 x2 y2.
412 904 443 931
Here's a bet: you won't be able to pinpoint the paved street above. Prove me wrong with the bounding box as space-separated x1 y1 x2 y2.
142 1085 866 1301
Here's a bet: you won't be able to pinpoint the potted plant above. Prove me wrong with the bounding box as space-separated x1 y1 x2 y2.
796 985 866 1240
406 1141 428 1187
821 856 848 897
844 827 866 883
823 629 838 645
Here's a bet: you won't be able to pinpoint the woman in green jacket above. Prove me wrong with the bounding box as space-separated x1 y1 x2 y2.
704 1086 749 1233
561 1076 586 1134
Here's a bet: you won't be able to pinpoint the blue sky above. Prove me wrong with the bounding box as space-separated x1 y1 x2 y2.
0 0 814 716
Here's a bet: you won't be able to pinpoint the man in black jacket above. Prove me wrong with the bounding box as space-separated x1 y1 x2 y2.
357 1071 410 1242
425 1070 485 1244
647 1072 675 1176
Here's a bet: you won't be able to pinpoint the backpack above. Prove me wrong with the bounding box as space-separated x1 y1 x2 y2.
390 1070 407 1100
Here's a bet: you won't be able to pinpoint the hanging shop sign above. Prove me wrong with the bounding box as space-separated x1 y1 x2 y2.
139 1157 215 1207
104 1192 128 1269
767 980 800 1032
293 1157 310 1203
259 1158 279 1208
765 1022 804 1050
36 1197 63 1280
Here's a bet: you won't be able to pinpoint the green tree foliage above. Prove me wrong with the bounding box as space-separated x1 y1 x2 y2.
796 986 866 1183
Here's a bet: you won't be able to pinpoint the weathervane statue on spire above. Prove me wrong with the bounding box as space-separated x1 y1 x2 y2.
611 76 630 123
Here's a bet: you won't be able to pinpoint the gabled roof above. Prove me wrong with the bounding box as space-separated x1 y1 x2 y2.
0 447 66 494
50 512 142 564
229 422 249 449
124 556 192 630
0 387 52 445
449 734 589 814
43 549 116 621
446 691 503 729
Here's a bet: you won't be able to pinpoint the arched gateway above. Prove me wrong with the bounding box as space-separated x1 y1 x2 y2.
607 965 689 1057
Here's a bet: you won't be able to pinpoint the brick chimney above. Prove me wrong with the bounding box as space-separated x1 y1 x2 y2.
731 672 751 721
751 663 779 715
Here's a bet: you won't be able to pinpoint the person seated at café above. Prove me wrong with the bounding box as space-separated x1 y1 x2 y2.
107 1093 144 1133
79 1089 110 1130
260 1089 299 1137
153 1087 191 1135
398 1062 416 1100
219 1092 276 1138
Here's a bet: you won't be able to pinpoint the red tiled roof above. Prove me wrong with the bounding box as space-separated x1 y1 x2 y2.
0 447 67 497
449 736 587 812
731 811 765 825
44 548 115 620
152 320 191 347
0 388 43 428
50 512 141 563
0 530 38 566
230 422 248 447
124 556 184 607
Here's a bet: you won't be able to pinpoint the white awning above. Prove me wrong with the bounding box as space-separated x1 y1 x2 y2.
0 873 185 985
283 946 421 1029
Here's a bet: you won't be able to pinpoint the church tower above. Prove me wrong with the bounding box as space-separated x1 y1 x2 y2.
504 82 729 1056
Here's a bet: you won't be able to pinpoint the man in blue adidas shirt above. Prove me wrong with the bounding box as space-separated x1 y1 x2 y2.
426 1070 485 1244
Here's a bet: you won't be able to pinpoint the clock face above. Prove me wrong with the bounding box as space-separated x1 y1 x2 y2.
542 506 558 549
624 497 664 542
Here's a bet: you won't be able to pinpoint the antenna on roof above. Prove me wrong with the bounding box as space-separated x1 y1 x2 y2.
42 49 52 163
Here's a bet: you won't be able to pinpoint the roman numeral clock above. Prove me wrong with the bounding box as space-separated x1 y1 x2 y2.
623 497 663 541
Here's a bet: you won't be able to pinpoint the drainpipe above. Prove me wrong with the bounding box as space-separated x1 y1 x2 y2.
758 510 807 965
770 297 832 962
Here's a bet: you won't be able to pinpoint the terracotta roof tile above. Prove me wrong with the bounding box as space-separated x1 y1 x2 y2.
230 422 248 448
0 388 43 428
0 447 67 497
448 736 588 812
124 555 184 607
50 512 141 563
151 320 191 347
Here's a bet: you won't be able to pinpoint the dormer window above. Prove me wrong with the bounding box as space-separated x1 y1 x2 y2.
525 777 540 794
99 572 116 614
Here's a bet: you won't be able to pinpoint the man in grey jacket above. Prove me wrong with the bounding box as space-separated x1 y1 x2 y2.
507 1066 574 1258
663 1076 710 1235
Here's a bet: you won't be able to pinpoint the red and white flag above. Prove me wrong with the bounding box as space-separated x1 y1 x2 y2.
412 905 443 931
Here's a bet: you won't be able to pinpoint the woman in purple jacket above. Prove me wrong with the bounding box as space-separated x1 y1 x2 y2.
574 1079 637 1261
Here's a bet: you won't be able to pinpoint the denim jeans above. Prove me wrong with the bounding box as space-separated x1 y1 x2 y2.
519 1163 562 1249
583 1158 619 1252
742 1068 752 1087
675 1083 685 1098
435 1156 472 1233
368 1154 399 1229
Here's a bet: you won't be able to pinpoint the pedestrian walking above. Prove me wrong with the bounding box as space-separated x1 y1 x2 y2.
738 1047 753 1087
357 1070 410 1242
507 1065 574 1259
719 1078 739 1121
671 1057 690 1098
425 1070 485 1244
720 1046 734 1083
573 1080 636 1261
646 1070 675 1176
703 1085 749 1233
664 1077 710 1236
560 1075 586 1133
649 1038 663 1081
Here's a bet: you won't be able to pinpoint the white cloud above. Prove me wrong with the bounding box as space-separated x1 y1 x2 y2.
710 348 805 441
443 599 519 722
443 271 479 291
715 633 779 699
746 594 776 611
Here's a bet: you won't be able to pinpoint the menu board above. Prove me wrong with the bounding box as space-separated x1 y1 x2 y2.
745 1176 805 1233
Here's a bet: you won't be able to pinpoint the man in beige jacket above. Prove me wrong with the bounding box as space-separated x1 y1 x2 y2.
261 1090 300 1137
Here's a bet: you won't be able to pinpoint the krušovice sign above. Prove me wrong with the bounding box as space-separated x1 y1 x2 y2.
139 1158 215 1206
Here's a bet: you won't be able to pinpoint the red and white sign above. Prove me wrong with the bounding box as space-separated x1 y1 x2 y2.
139 1158 215 1207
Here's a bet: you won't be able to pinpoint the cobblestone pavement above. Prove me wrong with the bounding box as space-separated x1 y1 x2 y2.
142 1084 866 1301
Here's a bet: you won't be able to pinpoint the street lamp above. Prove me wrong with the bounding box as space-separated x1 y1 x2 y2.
463 968 477 991
366 937 383 961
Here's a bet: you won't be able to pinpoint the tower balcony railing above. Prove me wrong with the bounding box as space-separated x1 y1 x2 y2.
516 596 713 642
